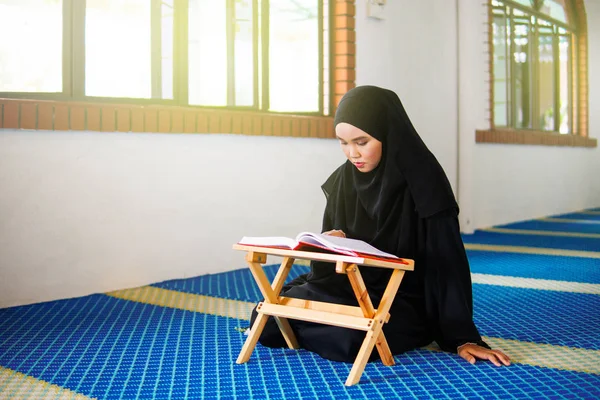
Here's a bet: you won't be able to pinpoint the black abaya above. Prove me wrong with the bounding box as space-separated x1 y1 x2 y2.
249 208 486 363
249 86 488 363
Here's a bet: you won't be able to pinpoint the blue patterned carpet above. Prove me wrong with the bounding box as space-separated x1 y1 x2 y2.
497 220 600 234
1 295 599 400
461 230 600 251
1 209 600 399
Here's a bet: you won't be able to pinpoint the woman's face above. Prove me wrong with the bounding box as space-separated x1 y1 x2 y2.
335 122 383 173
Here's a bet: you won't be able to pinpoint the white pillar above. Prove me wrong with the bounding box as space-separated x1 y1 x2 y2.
456 0 491 233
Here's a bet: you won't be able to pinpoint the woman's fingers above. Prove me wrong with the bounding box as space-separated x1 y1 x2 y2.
486 353 502 367
463 353 476 365
458 347 477 365
494 350 511 366
459 345 511 367
322 229 346 238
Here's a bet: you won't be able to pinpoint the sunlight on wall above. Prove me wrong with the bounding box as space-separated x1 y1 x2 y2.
0 0 62 92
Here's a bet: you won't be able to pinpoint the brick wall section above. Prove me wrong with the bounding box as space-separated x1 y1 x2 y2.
476 128 597 147
486 1 495 129
0 2 357 138
333 0 356 112
574 0 588 138
0 99 335 138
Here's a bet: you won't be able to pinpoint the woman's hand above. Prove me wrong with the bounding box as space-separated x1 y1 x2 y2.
457 343 511 367
322 229 346 238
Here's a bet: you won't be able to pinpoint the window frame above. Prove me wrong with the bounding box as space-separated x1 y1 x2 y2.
481 0 595 147
0 0 358 138
0 0 332 116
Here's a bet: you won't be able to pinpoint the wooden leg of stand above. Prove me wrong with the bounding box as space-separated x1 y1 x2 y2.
372 269 406 366
266 257 299 349
346 265 394 366
345 324 384 386
237 311 269 364
346 264 375 318
375 332 394 366
274 317 300 349
244 256 299 351
272 257 294 294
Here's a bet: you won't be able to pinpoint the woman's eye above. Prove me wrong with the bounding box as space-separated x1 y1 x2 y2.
357 141 367 146
339 141 347 146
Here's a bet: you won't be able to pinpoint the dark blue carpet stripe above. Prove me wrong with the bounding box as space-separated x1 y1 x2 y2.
152 264 311 303
473 285 599 350
1 295 599 400
152 264 599 351
467 251 600 284
496 220 600 234
155 252 600 303
462 230 600 252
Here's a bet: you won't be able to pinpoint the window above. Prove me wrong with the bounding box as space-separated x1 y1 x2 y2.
268 0 321 112
0 0 63 92
187 0 326 113
491 0 577 134
85 0 174 99
0 0 331 115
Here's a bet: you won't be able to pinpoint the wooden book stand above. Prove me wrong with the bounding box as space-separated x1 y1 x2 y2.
233 244 414 386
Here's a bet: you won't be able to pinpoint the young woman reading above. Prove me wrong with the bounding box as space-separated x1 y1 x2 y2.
250 85 510 367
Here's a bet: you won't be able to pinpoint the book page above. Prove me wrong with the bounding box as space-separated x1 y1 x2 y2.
295 232 399 259
237 236 297 249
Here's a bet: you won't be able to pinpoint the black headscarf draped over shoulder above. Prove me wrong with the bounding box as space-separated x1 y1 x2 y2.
255 86 484 359
322 85 458 260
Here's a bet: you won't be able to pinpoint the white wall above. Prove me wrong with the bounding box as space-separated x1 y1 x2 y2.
587 0 600 177
467 0 600 230
354 0 459 195
355 0 600 232
1 0 599 307
0 131 344 307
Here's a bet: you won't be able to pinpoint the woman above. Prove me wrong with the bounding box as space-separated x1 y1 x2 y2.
250 85 510 367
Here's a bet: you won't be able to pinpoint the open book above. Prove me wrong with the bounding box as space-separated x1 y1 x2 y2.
238 232 402 261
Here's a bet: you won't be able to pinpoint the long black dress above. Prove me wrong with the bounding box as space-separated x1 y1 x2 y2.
249 86 488 363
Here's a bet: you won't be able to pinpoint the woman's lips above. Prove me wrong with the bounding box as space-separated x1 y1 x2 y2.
354 162 365 168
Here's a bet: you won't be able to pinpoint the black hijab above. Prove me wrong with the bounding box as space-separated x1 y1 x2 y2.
298 88 481 351
322 85 458 262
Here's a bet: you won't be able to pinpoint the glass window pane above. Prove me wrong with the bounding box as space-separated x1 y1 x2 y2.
323 0 330 115
188 0 227 106
86 0 152 98
492 8 509 127
537 25 555 131
570 34 577 134
558 34 570 133
162 1 174 99
513 16 532 129
0 0 62 92
540 0 568 23
234 0 254 107
511 0 534 9
269 0 319 112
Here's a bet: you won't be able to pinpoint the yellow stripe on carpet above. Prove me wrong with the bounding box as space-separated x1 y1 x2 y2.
109 286 600 376
464 243 600 259
106 286 255 320
579 211 600 216
540 217 600 224
482 227 600 239
483 337 600 375
425 337 600 375
471 273 600 294
0 366 94 400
